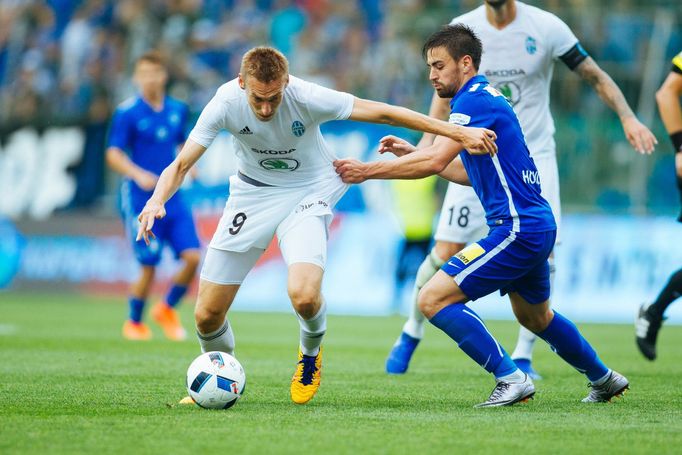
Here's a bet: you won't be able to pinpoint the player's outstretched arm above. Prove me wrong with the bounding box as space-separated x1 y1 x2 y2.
438 154 471 186
334 136 463 183
105 146 158 191
349 97 497 155
136 139 206 244
575 57 657 154
416 92 453 149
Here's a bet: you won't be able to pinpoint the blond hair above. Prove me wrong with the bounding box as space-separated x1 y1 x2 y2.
240 47 289 83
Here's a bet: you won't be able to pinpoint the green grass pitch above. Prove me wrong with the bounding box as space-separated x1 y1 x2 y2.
1 292 681 454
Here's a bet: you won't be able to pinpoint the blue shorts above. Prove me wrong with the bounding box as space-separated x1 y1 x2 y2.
441 228 556 305
124 204 201 267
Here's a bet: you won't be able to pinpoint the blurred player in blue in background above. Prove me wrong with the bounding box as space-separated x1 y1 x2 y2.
636 50 682 360
335 24 629 407
106 51 201 341
385 0 657 380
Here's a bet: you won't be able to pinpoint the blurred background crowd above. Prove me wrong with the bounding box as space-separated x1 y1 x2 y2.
0 0 681 214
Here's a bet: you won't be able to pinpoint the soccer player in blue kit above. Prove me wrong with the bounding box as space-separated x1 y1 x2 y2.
106 51 201 341
334 24 629 406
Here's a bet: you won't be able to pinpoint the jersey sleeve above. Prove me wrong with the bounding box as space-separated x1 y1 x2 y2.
672 51 682 74
544 13 580 60
303 81 354 123
107 108 132 152
188 94 228 148
449 91 496 130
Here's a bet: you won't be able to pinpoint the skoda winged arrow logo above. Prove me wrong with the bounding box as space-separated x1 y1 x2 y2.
291 120 305 137
260 158 300 171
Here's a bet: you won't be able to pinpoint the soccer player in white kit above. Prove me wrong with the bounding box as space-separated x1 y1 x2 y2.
136 47 497 405
386 0 657 378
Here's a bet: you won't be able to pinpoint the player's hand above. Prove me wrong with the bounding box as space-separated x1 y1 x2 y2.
622 116 657 154
333 158 368 184
378 135 417 157
135 170 159 191
136 199 166 245
455 126 497 155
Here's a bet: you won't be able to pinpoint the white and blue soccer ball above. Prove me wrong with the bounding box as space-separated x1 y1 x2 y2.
186 351 246 409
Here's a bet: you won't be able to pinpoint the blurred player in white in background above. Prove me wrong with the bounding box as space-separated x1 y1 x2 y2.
136 47 497 405
386 0 657 378
636 50 682 361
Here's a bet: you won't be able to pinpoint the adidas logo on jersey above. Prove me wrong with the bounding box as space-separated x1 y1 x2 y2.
239 126 253 135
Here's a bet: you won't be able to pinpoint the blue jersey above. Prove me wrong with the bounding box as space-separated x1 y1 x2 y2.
107 95 189 214
449 75 556 233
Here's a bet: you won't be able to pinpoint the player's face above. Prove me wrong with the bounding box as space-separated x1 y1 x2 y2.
426 47 468 98
240 74 288 122
133 61 167 95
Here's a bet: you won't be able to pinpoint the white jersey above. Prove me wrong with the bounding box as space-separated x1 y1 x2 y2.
451 1 579 158
189 75 354 187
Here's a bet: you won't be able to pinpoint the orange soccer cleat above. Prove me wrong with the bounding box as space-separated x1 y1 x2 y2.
122 320 152 341
151 302 187 341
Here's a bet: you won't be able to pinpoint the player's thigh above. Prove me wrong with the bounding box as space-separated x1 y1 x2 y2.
508 292 552 333
200 246 264 286
419 270 469 318
166 208 202 261
279 215 328 270
434 240 467 261
434 182 487 245
442 229 538 303
534 154 561 243
279 215 326 311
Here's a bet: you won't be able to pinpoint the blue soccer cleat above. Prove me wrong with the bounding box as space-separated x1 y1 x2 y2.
385 332 421 374
513 358 543 381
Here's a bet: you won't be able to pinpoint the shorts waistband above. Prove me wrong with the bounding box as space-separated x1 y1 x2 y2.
237 171 274 187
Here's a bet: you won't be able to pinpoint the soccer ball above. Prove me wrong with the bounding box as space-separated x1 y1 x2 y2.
186 351 246 409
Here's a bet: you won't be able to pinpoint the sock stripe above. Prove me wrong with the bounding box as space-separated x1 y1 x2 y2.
462 308 503 357
197 322 228 341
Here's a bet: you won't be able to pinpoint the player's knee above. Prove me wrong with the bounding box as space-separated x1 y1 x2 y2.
194 303 225 334
182 250 201 272
288 284 319 319
417 283 441 319
516 309 553 333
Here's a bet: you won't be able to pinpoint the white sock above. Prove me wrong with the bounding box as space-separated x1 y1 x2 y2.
496 368 527 384
297 300 327 357
402 248 446 339
196 320 235 355
511 326 537 360
511 257 556 361
592 369 613 386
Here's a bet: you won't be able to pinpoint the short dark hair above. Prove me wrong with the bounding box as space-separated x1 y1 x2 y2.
241 47 289 83
422 24 482 70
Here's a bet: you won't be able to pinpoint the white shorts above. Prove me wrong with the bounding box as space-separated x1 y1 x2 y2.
434 153 562 245
200 215 329 284
434 183 487 244
200 173 347 284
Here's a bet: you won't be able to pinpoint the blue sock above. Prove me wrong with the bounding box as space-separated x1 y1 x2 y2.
430 304 518 378
129 297 145 323
536 311 609 382
165 284 188 308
